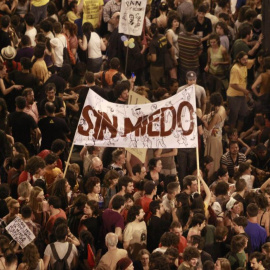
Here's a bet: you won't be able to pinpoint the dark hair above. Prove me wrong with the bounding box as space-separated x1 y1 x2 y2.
44 152 58 165
209 33 221 46
247 203 259 217
183 175 197 189
144 181 156 195
148 158 161 171
15 96 26 109
85 177 100 193
53 22 62 34
160 232 179 247
110 58 120 69
254 115 265 126
51 139 66 153
203 260 215 270
11 154 25 170
68 0 77 10
229 140 239 148
149 200 162 215
64 21 77 36
24 12 35 26
231 234 247 253
219 12 230 21
114 82 129 99
198 4 208 13
184 19 196 32
255 193 268 209
40 20 53 33
183 246 200 261
103 170 119 188
244 9 257 21
150 23 158 35
214 225 228 241
250 252 266 264
85 71 95 84
190 213 206 227
167 14 180 33
215 181 229 196
55 223 68 241
51 179 69 210
127 205 141 223
233 216 248 227
20 35 31 47
47 1 58 16
235 178 247 192
25 156 45 175
190 235 205 249
215 21 229 35
111 195 125 210
164 247 179 259
118 176 133 190
1 15 10 28
235 51 248 63
33 43 46 59
21 205 32 219
85 200 99 216
48 196 62 209
132 164 142 175
45 83 56 93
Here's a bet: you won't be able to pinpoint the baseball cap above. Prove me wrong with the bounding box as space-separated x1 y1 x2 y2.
186 71 197 80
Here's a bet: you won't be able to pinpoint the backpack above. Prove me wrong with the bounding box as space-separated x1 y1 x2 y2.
50 242 72 270
58 36 72 66
225 252 240 270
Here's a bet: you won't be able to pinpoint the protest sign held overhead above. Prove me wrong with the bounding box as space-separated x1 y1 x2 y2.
119 0 147 36
6 217 36 248
73 85 198 149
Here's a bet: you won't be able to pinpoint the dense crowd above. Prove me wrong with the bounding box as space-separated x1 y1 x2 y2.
0 0 270 269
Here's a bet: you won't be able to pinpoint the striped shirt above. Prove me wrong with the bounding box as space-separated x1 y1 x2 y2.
220 152 246 177
178 32 202 70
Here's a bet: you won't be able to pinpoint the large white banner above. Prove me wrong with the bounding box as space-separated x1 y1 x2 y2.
119 0 147 36
73 85 198 148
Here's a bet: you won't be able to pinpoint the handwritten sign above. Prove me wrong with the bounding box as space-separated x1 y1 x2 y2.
6 217 36 248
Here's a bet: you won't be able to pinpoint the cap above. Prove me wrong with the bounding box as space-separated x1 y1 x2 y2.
226 197 237 211
186 71 197 80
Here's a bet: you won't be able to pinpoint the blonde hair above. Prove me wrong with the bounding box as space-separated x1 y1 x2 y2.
217 258 231 270
28 186 43 212
17 182 31 198
7 199 19 209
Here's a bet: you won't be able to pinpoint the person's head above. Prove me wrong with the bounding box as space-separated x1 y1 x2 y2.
137 249 150 267
44 152 58 167
256 144 268 160
45 83 56 100
255 193 268 210
85 177 100 194
21 205 32 220
92 157 103 174
169 221 183 237
235 178 247 193
104 170 119 188
55 223 68 242
203 260 215 270
231 234 248 253
112 149 126 165
17 181 32 199
85 71 95 84
1 15 10 28
244 8 257 22
111 195 125 210
215 181 229 196
214 225 228 241
229 141 239 155
208 33 221 48
105 232 118 247
215 21 229 36
11 154 25 171
247 203 259 218
51 139 66 155
167 182 181 196
0 97 8 116
160 232 179 248
235 51 249 67
110 57 120 70
186 71 197 85
20 57 32 70
63 21 77 37
262 242 270 256
24 12 35 26
123 193 134 210
53 22 62 34
48 196 62 210
25 156 45 176
40 19 53 33
167 13 180 31
68 0 78 12
7 199 20 215
22 243 40 269
29 186 44 210
116 257 133 270
5 253 17 269
149 200 165 216
22 88 35 105
15 96 26 110
148 158 162 172
164 247 179 266
183 246 200 267
250 252 265 270
143 181 157 195
169 78 179 95
226 197 241 214
118 176 134 194
183 175 198 193
197 4 207 19
215 258 231 270
33 43 45 58
84 200 99 217
184 19 196 32
51 178 71 198
232 216 247 234
114 82 129 101
190 213 206 230
216 167 229 182
132 164 147 180
127 205 144 223
254 115 265 128
210 92 223 107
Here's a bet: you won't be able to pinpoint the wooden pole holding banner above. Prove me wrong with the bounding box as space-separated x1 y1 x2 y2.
63 142 75 178
125 35 130 75
196 146 200 194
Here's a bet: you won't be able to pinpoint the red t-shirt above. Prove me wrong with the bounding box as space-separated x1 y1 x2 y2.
45 209 67 235
137 196 152 222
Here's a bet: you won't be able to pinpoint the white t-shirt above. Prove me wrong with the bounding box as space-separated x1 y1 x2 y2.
25 27 37 47
50 34 67 67
177 84 206 108
87 32 103 59
44 241 78 267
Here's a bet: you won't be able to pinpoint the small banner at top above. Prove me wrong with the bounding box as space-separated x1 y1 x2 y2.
119 0 147 36
73 85 198 149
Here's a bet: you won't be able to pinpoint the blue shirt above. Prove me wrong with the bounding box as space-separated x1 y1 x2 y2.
245 221 267 252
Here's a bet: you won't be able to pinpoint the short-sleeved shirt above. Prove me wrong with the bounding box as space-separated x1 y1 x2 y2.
227 61 253 97
149 34 172 67
194 16 212 51
44 241 78 267
8 111 37 147
39 96 65 116
45 209 67 235
102 209 124 237
81 0 103 27
220 152 246 177
231 39 250 60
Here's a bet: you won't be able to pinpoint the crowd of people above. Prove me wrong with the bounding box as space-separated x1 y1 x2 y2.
0 0 270 269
